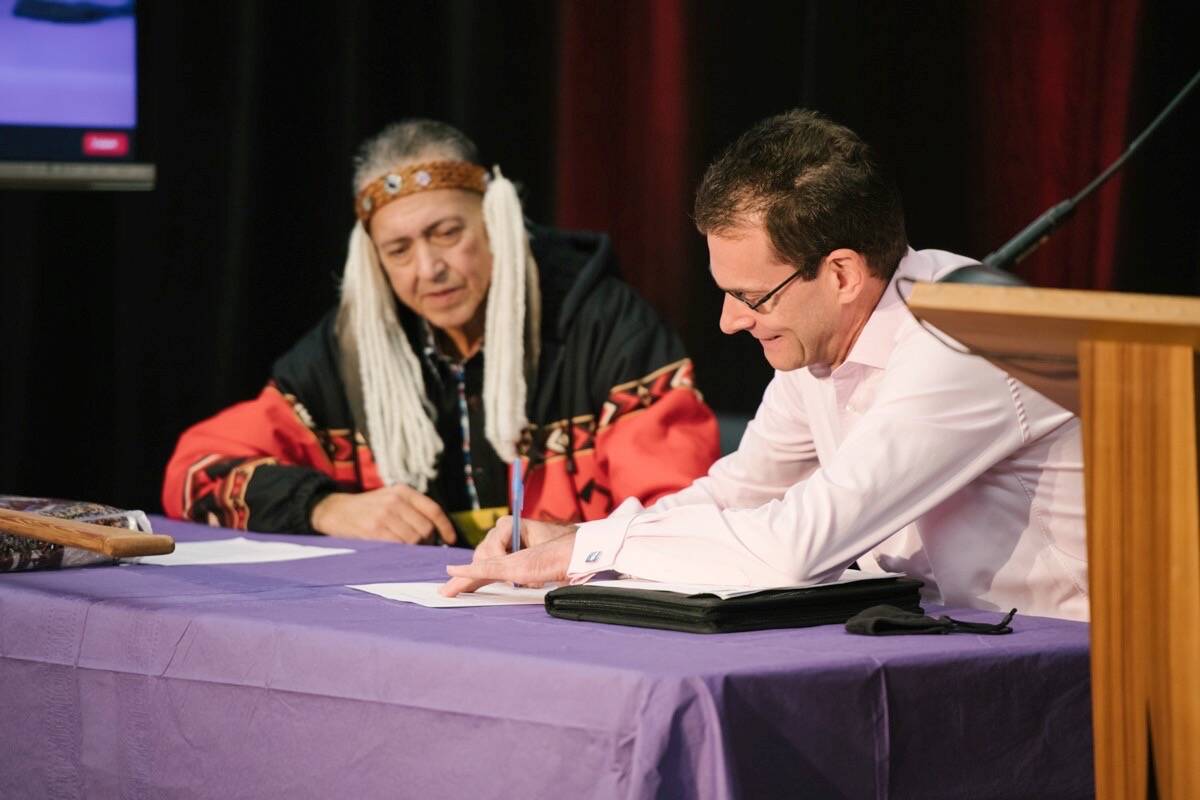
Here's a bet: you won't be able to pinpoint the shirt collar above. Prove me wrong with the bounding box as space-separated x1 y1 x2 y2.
825 247 982 376
837 248 921 372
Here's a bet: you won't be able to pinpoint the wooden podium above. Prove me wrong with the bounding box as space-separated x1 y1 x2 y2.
908 283 1200 799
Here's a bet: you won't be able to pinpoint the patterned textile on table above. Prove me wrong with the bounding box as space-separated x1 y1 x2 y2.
0 495 150 572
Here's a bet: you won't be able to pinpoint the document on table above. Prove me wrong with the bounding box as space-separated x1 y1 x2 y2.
348 570 905 607
132 537 355 566
586 570 907 599
348 582 552 608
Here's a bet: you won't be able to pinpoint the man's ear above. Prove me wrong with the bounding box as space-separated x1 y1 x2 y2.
826 248 872 304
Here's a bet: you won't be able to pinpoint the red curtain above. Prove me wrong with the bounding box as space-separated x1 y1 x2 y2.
554 1 1143 299
554 0 691 325
968 0 1141 289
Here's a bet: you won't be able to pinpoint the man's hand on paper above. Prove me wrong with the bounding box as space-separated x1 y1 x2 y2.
440 516 576 596
311 485 457 545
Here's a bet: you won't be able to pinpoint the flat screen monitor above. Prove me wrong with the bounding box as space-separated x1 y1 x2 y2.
0 0 153 189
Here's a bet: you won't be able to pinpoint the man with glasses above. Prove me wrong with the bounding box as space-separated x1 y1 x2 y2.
443 110 1088 622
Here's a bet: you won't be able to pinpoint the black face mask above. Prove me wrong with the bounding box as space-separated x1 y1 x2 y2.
845 605 1017 636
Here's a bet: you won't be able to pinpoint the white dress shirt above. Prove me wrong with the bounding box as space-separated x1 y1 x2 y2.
568 248 1088 621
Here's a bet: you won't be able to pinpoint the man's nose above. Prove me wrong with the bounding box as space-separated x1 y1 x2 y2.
414 241 444 280
718 294 755 335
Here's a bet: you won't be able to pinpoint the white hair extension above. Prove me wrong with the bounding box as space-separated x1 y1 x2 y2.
482 167 537 463
339 222 442 490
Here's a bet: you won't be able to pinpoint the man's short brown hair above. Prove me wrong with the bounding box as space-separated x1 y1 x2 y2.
694 109 908 280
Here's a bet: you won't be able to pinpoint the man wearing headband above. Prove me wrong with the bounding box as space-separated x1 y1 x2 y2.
162 120 720 545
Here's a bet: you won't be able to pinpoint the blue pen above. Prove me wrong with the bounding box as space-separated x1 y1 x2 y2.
510 459 524 556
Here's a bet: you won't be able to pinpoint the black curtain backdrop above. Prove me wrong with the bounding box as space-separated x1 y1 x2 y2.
2 0 1197 514
0 1 559 511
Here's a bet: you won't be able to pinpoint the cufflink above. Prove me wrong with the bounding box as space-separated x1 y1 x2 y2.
585 550 602 563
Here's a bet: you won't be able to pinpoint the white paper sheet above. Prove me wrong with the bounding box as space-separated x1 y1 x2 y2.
347 582 552 608
132 537 355 566
586 570 907 599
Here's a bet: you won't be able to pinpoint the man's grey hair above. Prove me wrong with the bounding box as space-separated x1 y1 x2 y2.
351 119 480 194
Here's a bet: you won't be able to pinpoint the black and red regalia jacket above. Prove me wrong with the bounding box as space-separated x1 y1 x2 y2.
162 225 721 538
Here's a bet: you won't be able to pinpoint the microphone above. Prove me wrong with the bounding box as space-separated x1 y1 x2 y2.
941 66 1200 286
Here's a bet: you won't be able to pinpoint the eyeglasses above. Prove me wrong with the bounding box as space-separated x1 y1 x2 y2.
724 269 805 311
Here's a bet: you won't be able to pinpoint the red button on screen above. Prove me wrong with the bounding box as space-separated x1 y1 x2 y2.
82 132 130 157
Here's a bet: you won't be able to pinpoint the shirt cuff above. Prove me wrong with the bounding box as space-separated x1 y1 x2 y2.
566 498 644 582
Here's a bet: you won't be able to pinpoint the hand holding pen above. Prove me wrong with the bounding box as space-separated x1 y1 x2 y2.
509 459 524 583
441 461 582 597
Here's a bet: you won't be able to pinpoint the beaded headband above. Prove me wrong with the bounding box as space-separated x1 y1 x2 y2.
355 160 489 223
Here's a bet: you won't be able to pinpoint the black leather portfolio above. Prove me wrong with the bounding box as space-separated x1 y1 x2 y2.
544 576 924 634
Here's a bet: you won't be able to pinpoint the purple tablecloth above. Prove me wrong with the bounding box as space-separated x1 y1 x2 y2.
0 517 1093 799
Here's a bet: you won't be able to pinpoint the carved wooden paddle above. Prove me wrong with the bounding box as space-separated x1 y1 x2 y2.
0 507 175 558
